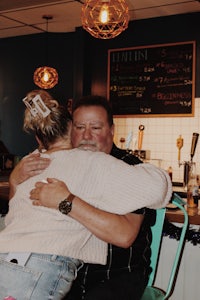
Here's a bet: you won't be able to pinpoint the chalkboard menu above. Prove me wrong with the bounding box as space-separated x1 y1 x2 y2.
107 41 195 116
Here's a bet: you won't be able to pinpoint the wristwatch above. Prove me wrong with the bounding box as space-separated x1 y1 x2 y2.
58 193 75 215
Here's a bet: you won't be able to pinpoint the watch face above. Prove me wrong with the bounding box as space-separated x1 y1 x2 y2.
59 199 72 215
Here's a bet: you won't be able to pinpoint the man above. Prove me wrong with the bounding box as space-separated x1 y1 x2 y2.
9 96 163 299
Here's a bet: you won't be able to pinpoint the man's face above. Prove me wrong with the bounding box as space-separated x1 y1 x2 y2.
71 105 114 154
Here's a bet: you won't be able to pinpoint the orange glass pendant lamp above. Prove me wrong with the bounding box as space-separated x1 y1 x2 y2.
33 15 58 89
33 66 58 89
81 0 130 39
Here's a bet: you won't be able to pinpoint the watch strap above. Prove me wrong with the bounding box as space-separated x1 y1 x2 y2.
58 193 75 215
66 193 76 203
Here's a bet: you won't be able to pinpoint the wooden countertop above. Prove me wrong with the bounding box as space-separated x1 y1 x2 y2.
0 171 10 201
0 182 9 201
167 185 200 225
166 206 200 225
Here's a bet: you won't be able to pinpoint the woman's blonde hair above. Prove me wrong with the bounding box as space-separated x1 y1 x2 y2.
23 89 72 149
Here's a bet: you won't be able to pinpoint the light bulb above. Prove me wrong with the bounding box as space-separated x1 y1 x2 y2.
81 0 130 39
43 70 49 82
34 66 58 89
99 5 109 24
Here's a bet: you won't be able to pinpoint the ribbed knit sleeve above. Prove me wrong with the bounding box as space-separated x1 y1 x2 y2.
75 151 172 214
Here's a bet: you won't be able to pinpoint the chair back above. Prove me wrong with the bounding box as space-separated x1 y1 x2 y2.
148 207 166 286
141 193 188 300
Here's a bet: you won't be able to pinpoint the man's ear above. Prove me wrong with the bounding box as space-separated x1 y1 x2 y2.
35 135 43 150
67 121 72 136
111 124 115 137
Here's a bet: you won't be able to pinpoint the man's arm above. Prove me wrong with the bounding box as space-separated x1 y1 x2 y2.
70 198 144 247
9 153 50 199
30 178 144 248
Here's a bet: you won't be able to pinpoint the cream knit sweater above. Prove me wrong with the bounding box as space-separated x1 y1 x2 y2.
0 149 172 264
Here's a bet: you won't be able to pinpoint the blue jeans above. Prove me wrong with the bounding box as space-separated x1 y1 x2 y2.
0 253 83 300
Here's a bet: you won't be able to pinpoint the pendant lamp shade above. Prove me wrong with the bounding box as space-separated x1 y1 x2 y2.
33 15 58 89
33 66 58 89
81 0 129 39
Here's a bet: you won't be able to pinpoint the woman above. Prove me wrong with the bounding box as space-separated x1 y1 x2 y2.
0 91 172 299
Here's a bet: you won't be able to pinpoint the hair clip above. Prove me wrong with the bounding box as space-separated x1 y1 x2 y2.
23 94 51 118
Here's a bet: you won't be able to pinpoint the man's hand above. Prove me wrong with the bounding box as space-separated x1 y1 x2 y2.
9 153 50 199
30 178 70 209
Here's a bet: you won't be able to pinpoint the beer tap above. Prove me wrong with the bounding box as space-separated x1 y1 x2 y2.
138 125 145 151
176 135 184 166
181 132 199 188
133 125 145 160
190 132 199 163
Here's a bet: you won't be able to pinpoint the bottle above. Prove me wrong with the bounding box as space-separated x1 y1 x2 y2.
187 162 199 208
183 161 190 189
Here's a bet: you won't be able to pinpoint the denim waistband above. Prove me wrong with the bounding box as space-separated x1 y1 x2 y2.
0 252 83 268
0 252 84 299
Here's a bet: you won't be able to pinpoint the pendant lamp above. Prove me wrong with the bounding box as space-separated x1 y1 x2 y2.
81 0 129 39
33 15 58 89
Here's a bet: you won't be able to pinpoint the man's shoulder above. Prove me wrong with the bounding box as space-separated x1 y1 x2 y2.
110 144 142 166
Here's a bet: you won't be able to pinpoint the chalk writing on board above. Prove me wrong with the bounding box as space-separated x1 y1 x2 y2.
108 41 195 116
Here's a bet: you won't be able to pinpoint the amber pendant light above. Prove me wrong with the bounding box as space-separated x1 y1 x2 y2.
81 0 129 39
33 15 58 89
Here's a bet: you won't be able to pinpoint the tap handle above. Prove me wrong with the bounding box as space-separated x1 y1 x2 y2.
190 132 199 161
138 125 145 150
176 135 184 163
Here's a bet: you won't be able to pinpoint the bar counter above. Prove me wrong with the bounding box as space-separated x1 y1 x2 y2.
1 178 200 225
170 185 200 225
0 171 10 201
0 172 10 215
166 205 200 225
0 182 9 200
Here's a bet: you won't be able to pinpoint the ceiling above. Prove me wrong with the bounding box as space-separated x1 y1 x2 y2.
0 0 200 39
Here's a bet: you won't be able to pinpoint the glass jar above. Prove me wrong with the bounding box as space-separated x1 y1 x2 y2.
187 162 199 208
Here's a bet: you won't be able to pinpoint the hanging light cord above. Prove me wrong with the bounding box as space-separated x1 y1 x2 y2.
43 15 52 66
33 14 58 89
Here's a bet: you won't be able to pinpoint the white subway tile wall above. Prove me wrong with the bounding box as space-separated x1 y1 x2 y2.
113 98 200 183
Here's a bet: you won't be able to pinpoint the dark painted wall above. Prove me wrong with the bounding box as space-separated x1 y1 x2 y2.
0 12 200 156
79 12 200 98
0 32 75 156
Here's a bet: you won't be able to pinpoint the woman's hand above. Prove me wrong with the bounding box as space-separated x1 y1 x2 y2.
9 152 50 198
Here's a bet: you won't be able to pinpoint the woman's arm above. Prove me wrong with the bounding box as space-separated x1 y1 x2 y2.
9 153 50 199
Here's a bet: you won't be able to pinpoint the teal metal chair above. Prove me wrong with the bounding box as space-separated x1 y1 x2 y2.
141 193 188 300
